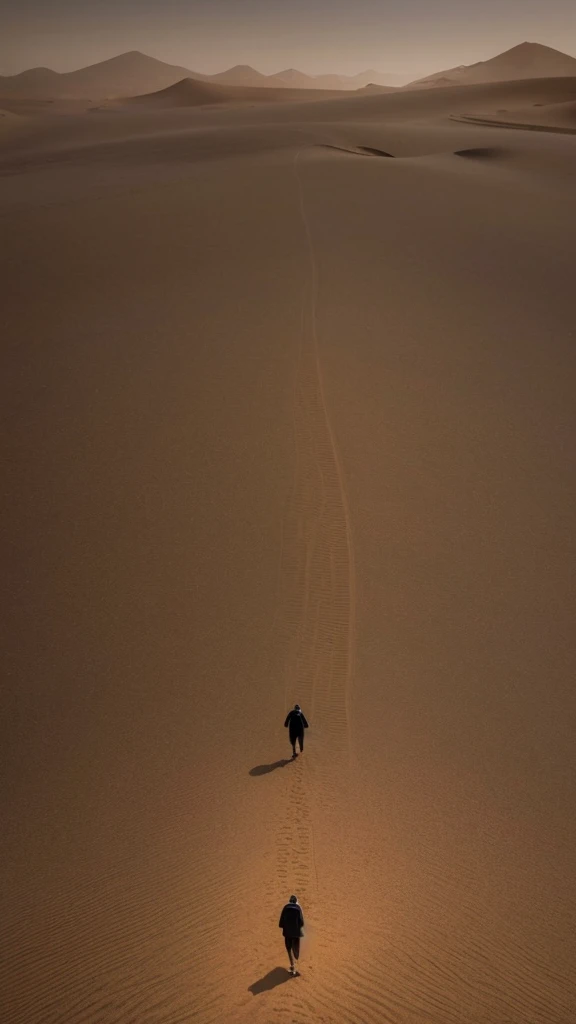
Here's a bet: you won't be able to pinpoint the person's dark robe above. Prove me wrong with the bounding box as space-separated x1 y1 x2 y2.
279 902 304 937
284 709 309 741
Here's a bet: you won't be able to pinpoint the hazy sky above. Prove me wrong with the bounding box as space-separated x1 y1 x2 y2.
1 0 575 77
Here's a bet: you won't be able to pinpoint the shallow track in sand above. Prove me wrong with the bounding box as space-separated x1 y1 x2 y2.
254 147 358 1023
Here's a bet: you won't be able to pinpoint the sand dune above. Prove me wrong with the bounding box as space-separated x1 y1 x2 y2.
126 77 343 108
209 75 576 139
357 82 395 94
408 40 576 89
321 75 576 121
1 77 576 1024
5 74 573 148
209 63 269 86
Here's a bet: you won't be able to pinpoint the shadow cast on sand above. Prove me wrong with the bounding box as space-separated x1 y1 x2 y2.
249 759 291 776
249 967 295 995
320 143 395 158
454 146 504 159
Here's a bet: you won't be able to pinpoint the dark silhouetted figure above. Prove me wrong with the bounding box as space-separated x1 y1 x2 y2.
279 895 304 975
284 704 309 758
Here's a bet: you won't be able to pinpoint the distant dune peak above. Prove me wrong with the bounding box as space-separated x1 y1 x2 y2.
208 64 270 85
11 66 60 80
226 64 263 74
274 68 311 81
406 39 576 89
87 50 150 66
21 65 57 74
506 41 548 53
108 50 158 62
483 40 573 63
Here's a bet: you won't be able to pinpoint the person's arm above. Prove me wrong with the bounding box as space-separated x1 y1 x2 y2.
302 714 309 728
299 907 304 934
279 909 285 928
284 713 291 728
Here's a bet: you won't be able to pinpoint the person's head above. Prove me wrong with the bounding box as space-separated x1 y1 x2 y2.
294 704 300 711
289 894 298 904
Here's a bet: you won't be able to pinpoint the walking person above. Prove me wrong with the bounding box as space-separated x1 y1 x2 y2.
284 704 309 758
279 894 304 975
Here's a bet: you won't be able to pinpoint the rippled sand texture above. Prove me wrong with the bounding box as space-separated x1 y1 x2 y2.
2 82 576 1023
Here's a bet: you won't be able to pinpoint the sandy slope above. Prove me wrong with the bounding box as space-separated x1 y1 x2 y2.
0 108 20 125
453 99 576 135
407 41 576 89
124 77 343 108
1 82 576 1024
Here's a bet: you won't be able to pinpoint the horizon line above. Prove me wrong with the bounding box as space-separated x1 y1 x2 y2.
2 37 575 81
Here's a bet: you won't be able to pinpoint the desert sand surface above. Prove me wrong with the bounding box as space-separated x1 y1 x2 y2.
453 99 576 135
2 79 576 1024
0 108 20 126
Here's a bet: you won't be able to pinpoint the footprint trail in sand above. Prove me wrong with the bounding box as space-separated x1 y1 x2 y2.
256 147 359 1023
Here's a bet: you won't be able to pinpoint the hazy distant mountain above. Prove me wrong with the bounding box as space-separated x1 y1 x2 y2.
0 52 404 99
406 42 576 89
172 64 400 90
208 64 269 86
66 51 206 96
0 51 205 99
268 68 401 90
5 42 576 103
7 66 61 84
269 68 313 86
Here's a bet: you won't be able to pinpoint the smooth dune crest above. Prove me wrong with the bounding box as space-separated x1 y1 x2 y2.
408 40 576 88
125 77 343 108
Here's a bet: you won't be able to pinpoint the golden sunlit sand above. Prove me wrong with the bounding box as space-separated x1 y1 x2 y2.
1 71 576 1024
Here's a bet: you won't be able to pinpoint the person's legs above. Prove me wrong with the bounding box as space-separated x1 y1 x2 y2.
293 938 300 961
297 732 304 753
290 734 297 757
284 936 295 970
